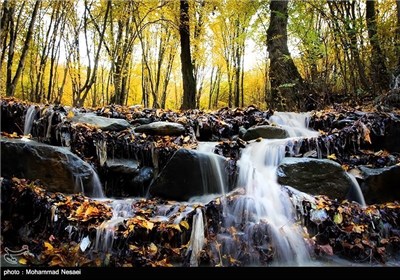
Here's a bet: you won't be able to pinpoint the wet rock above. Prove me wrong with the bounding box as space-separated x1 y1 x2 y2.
149 149 229 201
359 165 400 204
135 121 186 136
277 157 353 200
102 159 140 197
242 125 289 141
131 167 154 196
72 113 130 131
1 137 99 194
106 159 139 174
131 118 153 125
383 119 400 152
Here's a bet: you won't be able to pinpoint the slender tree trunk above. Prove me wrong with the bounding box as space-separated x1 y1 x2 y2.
267 0 304 111
396 0 400 68
179 0 196 109
7 0 40 97
366 0 390 93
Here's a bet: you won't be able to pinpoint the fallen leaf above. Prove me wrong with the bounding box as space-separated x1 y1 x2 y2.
327 154 337 160
333 212 343 224
180 220 190 230
44 242 54 251
167 224 181 232
319 244 333 256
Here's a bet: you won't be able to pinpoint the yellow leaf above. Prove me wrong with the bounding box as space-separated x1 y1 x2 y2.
18 258 27 265
85 206 100 216
327 154 337 160
167 224 181 232
44 242 54 251
48 257 63 267
67 111 74 119
180 220 190 230
385 203 400 209
333 212 343 224
75 205 85 215
148 243 158 255
129 244 139 251
352 224 365 233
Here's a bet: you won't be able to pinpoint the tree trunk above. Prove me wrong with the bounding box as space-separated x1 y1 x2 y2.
6 0 38 97
266 0 304 111
179 0 196 110
396 0 400 68
366 0 390 93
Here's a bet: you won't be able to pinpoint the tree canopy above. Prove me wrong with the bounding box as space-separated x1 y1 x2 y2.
1 0 399 110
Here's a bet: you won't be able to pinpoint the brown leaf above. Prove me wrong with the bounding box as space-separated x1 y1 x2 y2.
319 244 333 256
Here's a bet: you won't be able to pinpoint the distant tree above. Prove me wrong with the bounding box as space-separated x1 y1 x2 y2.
366 0 390 93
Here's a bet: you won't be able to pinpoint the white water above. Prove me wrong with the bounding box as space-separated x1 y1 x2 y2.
94 139 107 167
187 208 206 267
23 105 38 135
91 171 105 198
45 109 55 140
346 172 366 207
197 142 219 153
269 112 319 138
73 170 104 198
196 141 228 196
230 112 318 265
198 151 228 196
94 199 135 253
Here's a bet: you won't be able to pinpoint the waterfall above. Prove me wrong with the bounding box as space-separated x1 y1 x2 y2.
45 109 55 140
94 139 107 167
197 151 227 196
73 169 104 199
346 172 366 207
223 112 318 265
196 142 228 196
197 142 219 153
23 105 38 135
269 112 319 138
91 171 105 198
187 208 205 267
94 199 135 253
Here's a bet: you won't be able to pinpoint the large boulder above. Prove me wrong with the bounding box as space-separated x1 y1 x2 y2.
149 149 229 201
102 160 153 197
242 125 289 141
106 158 139 174
1 137 102 196
135 121 186 136
359 165 400 204
277 157 353 201
72 113 130 131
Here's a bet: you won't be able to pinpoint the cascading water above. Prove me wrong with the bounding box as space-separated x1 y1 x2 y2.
269 112 319 138
195 141 228 196
221 112 319 265
187 208 206 267
198 151 227 196
197 142 219 153
23 105 38 135
94 199 135 253
72 166 104 198
346 172 366 207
